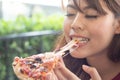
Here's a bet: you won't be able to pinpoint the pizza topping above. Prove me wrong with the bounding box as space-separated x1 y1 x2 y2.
25 61 32 65
35 57 42 63
20 69 24 74
12 39 80 80
30 64 37 69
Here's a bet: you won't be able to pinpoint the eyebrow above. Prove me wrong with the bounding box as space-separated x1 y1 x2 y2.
67 4 96 11
67 4 77 9
83 6 97 11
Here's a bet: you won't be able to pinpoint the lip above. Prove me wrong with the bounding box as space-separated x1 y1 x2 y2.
69 34 89 40
69 34 90 47
69 29 88 39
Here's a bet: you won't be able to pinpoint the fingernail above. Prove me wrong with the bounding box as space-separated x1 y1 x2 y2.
55 62 62 69
82 65 89 69
46 73 51 79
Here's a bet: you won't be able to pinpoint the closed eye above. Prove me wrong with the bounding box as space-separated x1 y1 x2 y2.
65 13 76 17
85 15 99 19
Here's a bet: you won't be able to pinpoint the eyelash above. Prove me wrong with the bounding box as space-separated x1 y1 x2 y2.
65 13 75 17
65 13 99 19
85 15 99 19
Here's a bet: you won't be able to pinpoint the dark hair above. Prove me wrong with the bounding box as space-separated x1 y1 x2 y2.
56 0 120 80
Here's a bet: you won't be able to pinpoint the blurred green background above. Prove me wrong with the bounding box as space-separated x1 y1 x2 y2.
0 0 64 80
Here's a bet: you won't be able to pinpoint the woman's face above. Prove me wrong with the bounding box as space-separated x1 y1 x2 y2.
63 0 119 58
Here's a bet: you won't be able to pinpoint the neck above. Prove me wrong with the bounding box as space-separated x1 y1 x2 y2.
86 52 120 79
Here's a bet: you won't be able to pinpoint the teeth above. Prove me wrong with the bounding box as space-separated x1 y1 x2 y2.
80 38 89 41
73 38 89 43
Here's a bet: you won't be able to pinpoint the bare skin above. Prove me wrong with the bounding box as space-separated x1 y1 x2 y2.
46 0 120 79
46 57 102 80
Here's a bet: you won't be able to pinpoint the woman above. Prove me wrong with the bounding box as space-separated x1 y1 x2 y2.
47 0 120 80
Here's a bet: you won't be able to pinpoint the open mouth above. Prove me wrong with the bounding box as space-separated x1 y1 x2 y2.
79 37 89 43
71 37 90 44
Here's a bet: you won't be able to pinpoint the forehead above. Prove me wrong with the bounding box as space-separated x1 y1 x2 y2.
68 0 87 7
67 0 107 15
68 0 100 9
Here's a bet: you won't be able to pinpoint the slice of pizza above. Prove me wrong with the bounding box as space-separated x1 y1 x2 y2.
12 39 80 80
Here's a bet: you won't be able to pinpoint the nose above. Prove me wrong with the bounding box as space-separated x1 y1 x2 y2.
71 13 85 31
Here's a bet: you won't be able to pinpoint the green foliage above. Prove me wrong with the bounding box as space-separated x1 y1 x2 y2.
0 13 64 80
0 13 64 35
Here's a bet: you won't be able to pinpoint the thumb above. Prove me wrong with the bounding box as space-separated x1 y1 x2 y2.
82 65 102 80
54 62 80 80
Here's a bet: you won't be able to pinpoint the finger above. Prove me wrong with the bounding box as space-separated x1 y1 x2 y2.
46 73 51 80
46 71 58 80
57 56 65 67
82 65 102 80
54 62 80 80
54 62 68 80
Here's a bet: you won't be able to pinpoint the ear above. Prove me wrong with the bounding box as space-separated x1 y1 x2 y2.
114 18 120 34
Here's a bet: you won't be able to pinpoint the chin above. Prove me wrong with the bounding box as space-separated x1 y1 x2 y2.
70 53 86 59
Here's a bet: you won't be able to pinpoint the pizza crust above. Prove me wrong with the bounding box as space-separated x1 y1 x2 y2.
12 39 80 80
12 53 57 80
12 58 34 80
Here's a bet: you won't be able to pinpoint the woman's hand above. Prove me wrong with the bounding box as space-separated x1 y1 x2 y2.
46 57 102 80
82 65 102 80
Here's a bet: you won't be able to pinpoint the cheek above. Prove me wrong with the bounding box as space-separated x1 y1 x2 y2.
63 24 69 35
63 19 71 33
90 20 115 48
90 18 115 38
63 19 71 41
